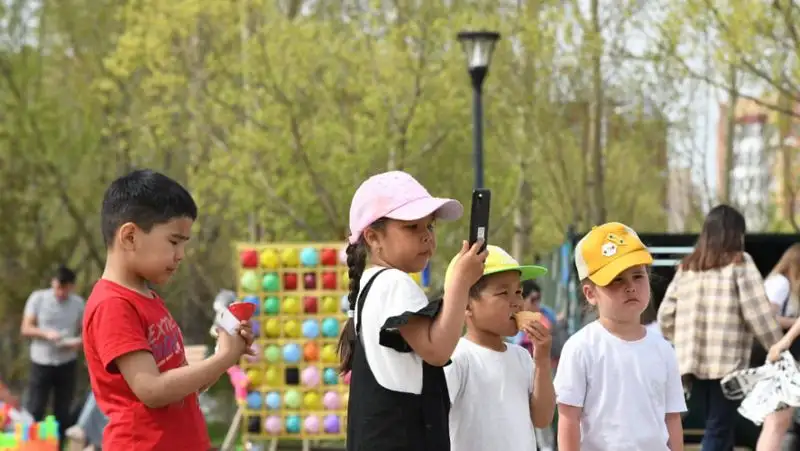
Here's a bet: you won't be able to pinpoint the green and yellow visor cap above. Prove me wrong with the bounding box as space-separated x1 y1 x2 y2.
444 244 548 286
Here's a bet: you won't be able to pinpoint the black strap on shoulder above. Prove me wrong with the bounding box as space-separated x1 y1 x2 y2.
355 268 391 336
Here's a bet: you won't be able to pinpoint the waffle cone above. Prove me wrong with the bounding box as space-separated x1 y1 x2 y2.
514 311 543 330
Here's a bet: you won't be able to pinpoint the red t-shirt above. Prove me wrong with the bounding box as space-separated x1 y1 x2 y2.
82 279 210 450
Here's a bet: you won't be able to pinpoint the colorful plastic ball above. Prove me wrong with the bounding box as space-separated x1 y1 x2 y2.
283 272 298 290
284 390 302 409
300 247 320 267
304 391 321 409
282 296 300 314
303 272 317 289
323 415 340 433
240 249 258 268
264 367 281 385
339 295 349 313
250 319 261 337
321 344 337 363
321 296 338 313
303 296 318 313
283 343 301 363
246 392 262 409
304 415 321 433
263 296 280 315
283 320 300 338
303 342 319 362
342 392 349 408
322 391 341 410
246 369 262 386
301 319 320 339
280 248 300 267
264 416 282 434
321 271 337 289
323 368 338 385
321 248 337 266
343 371 351 385
264 344 281 363
244 342 262 363
338 246 347 264
259 249 280 269
264 318 281 338
286 414 302 434
301 366 320 387
340 270 350 288
321 318 340 338
262 272 280 292
265 392 281 410
240 271 259 293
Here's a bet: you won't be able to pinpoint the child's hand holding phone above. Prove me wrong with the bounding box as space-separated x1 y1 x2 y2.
445 240 487 294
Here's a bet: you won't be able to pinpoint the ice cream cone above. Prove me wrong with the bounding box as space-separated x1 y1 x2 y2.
513 311 543 330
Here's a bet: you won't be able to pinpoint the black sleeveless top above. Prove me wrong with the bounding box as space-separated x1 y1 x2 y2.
346 269 451 451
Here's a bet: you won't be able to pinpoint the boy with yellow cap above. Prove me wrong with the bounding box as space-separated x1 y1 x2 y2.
443 245 555 451
553 222 686 451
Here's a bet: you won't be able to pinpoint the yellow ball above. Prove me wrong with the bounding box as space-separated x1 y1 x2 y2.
265 318 281 338
304 391 320 409
265 366 281 386
246 369 262 386
321 344 337 363
340 270 350 287
282 296 300 314
280 248 299 267
259 249 280 269
283 320 300 337
321 296 338 313
342 391 349 408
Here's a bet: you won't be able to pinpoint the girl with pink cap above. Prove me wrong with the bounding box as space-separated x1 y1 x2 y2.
336 171 486 451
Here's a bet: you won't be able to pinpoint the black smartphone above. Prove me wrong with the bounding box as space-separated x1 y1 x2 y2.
468 189 491 253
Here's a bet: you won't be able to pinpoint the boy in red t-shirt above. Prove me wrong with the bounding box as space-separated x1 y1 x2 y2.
82 169 253 451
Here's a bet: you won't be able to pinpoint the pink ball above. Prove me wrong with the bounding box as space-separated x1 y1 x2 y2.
322 391 341 410
338 246 347 264
304 415 320 433
264 415 282 434
343 371 351 385
301 366 320 387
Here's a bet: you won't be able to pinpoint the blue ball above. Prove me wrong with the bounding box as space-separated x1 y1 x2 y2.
300 247 319 267
246 392 262 409
323 368 338 385
283 343 301 363
265 391 281 410
286 414 302 433
321 317 340 338
302 319 320 339
340 295 349 313
243 295 260 315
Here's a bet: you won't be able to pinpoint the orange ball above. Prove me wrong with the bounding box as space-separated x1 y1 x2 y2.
303 341 320 362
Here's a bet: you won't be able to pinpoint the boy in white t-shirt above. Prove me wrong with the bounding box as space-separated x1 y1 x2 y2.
554 222 686 451
444 245 555 451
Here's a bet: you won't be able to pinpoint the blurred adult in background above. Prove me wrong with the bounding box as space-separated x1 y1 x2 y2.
757 244 800 451
20 265 85 450
658 205 782 451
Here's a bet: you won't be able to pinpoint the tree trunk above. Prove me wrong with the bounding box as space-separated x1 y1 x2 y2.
512 157 532 261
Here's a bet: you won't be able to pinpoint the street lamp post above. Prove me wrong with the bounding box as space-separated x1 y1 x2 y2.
457 30 501 190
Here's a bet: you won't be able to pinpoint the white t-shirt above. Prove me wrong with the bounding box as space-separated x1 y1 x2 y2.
765 274 792 315
354 266 429 394
553 321 687 451
445 338 536 451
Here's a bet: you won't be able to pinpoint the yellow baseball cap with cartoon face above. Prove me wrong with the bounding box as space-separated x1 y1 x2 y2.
445 244 547 286
575 222 653 286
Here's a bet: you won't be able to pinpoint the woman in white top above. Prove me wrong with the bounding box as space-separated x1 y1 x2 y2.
756 243 800 451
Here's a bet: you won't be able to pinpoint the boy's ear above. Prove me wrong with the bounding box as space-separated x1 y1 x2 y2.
582 283 598 306
117 222 139 251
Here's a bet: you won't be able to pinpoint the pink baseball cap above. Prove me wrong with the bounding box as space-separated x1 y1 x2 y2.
348 171 463 244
